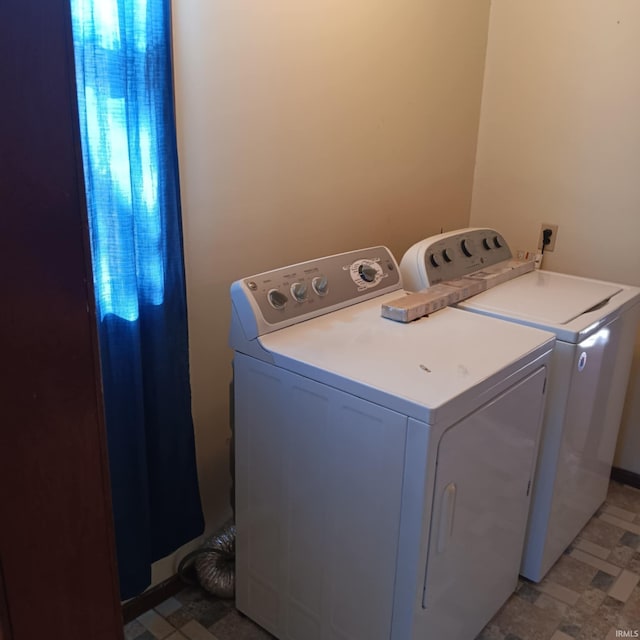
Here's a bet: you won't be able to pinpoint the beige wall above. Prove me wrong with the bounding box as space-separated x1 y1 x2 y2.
159 0 491 579
471 2 640 470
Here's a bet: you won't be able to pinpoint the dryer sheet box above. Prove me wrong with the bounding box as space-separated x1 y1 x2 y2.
381 283 461 323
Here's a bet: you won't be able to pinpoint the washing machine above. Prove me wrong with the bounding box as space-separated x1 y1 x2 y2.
230 246 554 640
400 228 640 582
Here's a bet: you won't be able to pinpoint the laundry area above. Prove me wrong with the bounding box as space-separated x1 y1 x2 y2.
167 2 640 640
5 1 640 640
129 236 640 640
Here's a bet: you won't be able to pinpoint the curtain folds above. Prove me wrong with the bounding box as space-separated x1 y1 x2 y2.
70 0 204 598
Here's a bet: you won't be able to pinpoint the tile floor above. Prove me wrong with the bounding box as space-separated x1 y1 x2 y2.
126 480 640 640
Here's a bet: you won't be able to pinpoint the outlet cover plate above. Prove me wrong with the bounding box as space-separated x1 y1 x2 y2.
539 223 558 252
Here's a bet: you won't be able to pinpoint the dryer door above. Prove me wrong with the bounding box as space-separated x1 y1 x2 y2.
422 366 546 640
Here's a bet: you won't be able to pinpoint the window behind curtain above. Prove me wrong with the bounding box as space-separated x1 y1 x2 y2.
72 0 164 321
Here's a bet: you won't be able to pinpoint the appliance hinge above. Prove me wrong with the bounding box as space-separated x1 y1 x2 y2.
526 479 531 497
542 377 547 395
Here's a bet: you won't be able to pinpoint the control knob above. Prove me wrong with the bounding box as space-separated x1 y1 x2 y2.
461 239 473 257
290 282 308 302
267 289 288 310
358 263 378 283
312 276 329 297
442 249 452 263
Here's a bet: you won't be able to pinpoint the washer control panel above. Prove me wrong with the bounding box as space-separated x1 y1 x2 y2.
402 228 513 288
234 246 401 332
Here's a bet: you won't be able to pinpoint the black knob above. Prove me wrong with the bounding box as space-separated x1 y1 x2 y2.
482 238 492 250
493 235 502 248
267 289 288 309
358 264 378 283
442 249 452 263
461 239 472 257
429 253 440 268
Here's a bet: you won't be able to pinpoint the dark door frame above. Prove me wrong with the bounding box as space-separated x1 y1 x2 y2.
0 1 123 638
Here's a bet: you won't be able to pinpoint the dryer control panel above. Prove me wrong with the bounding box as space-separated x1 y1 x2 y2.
231 246 401 339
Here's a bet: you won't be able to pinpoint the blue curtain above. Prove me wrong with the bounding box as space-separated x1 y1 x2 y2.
70 0 204 599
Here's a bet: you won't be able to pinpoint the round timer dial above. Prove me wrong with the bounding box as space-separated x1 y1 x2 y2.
350 259 384 289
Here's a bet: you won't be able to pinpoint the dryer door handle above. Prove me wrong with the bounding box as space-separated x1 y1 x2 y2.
436 482 457 554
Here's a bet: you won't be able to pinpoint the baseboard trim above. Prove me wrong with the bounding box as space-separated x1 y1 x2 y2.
122 574 185 623
611 466 640 490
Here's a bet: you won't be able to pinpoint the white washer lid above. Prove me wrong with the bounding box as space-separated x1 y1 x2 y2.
259 292 554 425
459 270 621 326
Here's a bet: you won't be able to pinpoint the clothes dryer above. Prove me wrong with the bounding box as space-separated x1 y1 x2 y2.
400 228 640 581
230 246 554 640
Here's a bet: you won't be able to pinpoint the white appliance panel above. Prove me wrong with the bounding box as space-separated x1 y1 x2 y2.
523 330 607 579
522 311 640 580
422 367 545 639
234 354 407 640
606 303 640 470
260 295 553 424
458 270 621 326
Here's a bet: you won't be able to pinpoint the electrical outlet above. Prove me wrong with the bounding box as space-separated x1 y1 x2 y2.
538 223 558 252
